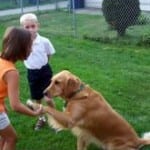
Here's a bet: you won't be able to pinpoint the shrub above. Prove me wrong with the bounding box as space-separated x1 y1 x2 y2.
137 34 150 46
102 0 141 36
137 14 150 25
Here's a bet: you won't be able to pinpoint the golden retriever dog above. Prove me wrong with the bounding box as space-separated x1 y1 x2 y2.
27 70 150 150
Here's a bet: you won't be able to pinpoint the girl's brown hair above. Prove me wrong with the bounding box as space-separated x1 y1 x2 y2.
1 27 32 62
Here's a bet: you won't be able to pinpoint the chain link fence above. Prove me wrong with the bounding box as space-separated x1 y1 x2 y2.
77 0 150 46
0 0 68 14
0 0 150 46
0 0 65 9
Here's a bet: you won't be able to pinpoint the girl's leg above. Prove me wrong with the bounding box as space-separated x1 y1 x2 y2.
0 137 4 150
0 124 17 150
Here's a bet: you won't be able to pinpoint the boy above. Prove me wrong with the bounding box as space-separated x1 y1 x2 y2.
20 13 55 130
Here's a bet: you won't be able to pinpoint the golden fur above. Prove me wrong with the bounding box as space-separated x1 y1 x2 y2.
28 70 150 150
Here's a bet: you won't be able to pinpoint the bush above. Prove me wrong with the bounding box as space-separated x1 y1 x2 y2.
102 0 141 36
137 34 150 46
137 14 150 25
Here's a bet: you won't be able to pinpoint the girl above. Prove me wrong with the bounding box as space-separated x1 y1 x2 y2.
0 27 43 150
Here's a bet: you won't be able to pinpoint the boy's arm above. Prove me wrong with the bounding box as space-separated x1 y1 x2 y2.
47 54 51 60
45 39 56 56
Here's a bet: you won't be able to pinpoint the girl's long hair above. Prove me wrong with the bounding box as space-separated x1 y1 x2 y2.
1 27 32 62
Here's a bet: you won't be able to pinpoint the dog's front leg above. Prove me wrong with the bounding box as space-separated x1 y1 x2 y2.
44 106 75 128
77 136 88 150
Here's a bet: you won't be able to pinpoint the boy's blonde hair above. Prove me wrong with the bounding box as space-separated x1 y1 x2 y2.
20 13 38 25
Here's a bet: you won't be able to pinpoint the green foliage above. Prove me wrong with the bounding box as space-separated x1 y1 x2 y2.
102 0 141 36
137 34 150 46
137 14 150 25
83 33 150 48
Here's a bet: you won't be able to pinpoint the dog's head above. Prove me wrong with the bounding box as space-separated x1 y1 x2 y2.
44 70 82 99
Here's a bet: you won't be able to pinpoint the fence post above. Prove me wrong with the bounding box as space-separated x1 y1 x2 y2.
55 0 58 10
71 0 77 37
36 0 40 12
20 0 23 14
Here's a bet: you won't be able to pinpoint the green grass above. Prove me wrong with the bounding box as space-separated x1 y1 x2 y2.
0 11 150 150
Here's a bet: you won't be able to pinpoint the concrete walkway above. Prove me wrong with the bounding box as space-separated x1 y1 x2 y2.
75 8 102 15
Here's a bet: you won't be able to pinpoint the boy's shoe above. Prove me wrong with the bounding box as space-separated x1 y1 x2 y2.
26 99 46 130
34 118 46 131
26 99 34 110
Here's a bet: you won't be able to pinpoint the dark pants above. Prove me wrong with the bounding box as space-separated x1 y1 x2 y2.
27 64 53 100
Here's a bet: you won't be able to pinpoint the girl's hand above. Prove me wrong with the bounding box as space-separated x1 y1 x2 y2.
34 105 44 116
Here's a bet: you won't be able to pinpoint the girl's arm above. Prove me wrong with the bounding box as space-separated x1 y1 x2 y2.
4 70 43 116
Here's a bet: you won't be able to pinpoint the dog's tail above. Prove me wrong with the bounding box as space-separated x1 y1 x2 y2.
139 132 150 147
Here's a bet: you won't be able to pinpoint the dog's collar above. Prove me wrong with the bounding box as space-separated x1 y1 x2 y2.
64 84 85 106
70 84 85 98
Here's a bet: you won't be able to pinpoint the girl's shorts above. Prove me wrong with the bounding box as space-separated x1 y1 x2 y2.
0 112 10 130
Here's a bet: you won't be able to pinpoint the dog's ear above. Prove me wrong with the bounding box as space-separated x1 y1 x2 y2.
64 76 81 98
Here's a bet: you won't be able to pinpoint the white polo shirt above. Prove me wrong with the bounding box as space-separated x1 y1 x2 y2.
24 34 55 69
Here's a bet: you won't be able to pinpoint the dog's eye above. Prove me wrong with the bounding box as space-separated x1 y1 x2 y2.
55 80 60 85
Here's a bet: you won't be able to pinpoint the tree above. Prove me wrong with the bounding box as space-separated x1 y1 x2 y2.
102 0 141 36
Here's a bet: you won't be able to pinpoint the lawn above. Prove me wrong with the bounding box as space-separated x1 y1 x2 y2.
0 10 150 150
